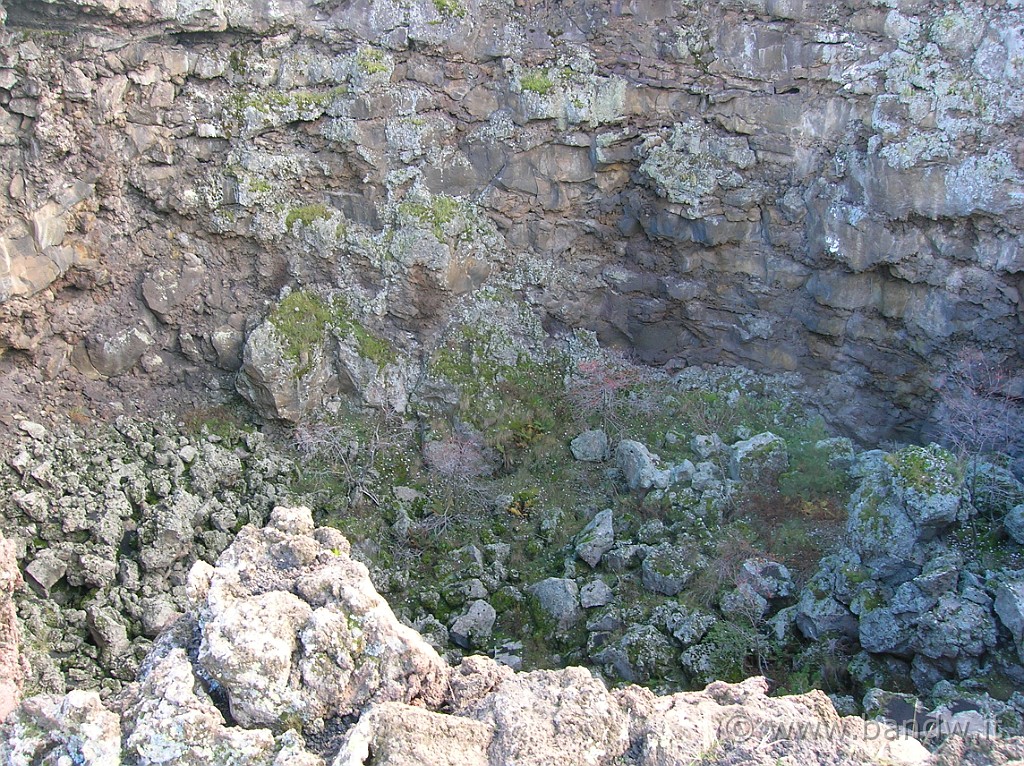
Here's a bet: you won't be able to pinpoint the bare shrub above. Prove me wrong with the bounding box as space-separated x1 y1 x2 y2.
567 350 659 434
422 427 494 521
938 348 1024 462
293 410 407 507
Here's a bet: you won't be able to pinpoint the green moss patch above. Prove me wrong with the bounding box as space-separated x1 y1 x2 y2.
285 204 331 231
268 290 394 375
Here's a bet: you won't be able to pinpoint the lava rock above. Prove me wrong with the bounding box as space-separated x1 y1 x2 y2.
579 579 614 609
1006 504 1024 545
450 600 497 649
574 509 614 568
994 577 1024 661
526 578 582 633
569 429 610 462
729 431 788 484
641 543 699 596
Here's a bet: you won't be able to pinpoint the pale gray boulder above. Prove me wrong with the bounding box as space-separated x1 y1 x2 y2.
570 429 610 462
729 432 788 484
450 600 497 649
190 506 450 732
574 508 614 567
0 690 122 765
526 578 582 632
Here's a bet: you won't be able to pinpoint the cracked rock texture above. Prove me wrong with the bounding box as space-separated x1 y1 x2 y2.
7 506 1018 766
0 0 1019 441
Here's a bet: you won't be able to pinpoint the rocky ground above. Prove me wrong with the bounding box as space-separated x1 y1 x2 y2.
1 0 1023 759
0 414 294 697
1 350 1024 764
4 505 1023 766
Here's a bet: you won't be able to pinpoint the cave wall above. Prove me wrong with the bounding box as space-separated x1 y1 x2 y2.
0 0 1021 440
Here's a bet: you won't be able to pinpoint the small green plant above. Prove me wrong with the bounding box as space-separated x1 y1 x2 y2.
506 488 539 517
778 426 852 502
285 204 331 231
357 47 390 75
520 69 555 95
432 0 467 18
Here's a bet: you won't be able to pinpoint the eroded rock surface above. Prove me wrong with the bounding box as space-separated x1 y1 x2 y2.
189 505 450 732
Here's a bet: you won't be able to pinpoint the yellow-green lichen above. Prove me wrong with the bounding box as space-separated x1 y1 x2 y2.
357 47 389 75
398 194 463 241
433 0 467 18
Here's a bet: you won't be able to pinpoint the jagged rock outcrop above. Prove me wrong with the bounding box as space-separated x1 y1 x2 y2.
795 444 1024 696
188 505 450 732
7 506 1012 766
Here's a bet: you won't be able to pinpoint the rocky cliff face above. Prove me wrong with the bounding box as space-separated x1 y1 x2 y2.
0 0 1020 439
4 505 1006 766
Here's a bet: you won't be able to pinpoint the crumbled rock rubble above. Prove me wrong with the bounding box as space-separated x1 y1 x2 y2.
1 506 1021 765
0 417 294 697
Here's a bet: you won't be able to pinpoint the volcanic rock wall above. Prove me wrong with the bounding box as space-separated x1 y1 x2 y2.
0 0 1021 438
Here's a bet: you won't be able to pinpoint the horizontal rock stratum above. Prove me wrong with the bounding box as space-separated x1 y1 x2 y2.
0 506 1013 765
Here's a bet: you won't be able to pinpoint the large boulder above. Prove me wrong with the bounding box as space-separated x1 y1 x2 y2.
190 506 450 731
859 606 913 655
641 543 700 596
885 446 964 534
526 578 582 633
616 441 692 490
911 594 997 661
1006 504 1024 545
335 701 492 766
85 321 156 377
616 676 928 766
0 691 122 764
845 483 921 581
729 432 788 484
463 663 629 764
593 624 678 684
795 589 858 641
235 321 336 423
994 576 1024 662
122 644 280 766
